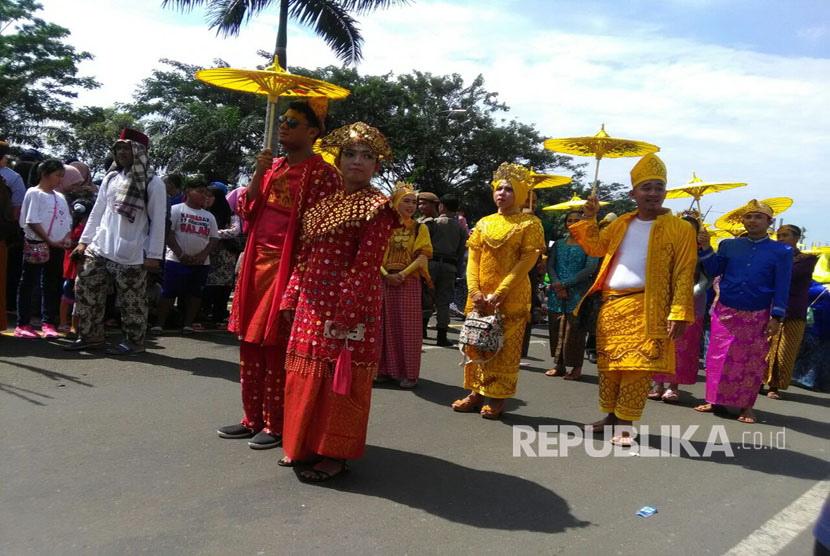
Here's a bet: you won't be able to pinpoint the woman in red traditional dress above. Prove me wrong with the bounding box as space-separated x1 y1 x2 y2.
278 122 397 481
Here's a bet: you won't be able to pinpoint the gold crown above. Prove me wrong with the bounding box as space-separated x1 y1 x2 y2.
319 121 394 160
677 208 702 221
742 199 773 218
630 153 667 188
393 180 417 194
492 162 530 188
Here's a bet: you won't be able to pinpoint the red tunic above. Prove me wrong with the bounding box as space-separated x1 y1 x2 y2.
229 154 342 345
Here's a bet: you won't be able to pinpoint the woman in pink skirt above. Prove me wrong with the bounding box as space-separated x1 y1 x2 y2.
377 183 433 388
649 215 711 402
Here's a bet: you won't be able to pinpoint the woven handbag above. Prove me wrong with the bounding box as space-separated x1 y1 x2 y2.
458 310 504 365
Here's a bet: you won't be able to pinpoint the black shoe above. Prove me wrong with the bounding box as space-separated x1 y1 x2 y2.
587 351 598 364
217 423 256 439
436 328 454 347
248 431 282 450
63 338 106 351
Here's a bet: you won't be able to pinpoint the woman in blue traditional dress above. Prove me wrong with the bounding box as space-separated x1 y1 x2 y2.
545 210 599 380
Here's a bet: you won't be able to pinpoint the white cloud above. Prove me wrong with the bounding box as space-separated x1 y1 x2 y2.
35 0 830 241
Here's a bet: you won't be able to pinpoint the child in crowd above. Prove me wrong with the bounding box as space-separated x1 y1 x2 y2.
152 179 218 334
15 159 72 338
59 198 94 334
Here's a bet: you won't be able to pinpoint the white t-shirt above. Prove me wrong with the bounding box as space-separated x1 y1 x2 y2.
167 203 218 265
80 172 168 265
19 188 71 243
606 217 653 291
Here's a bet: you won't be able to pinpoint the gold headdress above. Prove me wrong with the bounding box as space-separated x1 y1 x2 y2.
677 208 702 221
492 162 530 208
319 121 393 161
391 181 417 211
739 199 774 219
630 153 667 188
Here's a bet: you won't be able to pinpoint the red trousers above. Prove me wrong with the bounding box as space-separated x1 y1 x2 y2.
239 340 287 435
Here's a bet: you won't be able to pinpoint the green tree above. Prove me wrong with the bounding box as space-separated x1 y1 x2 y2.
129 58 265 183
291 65 585 221
46 107 140 175
162 0 410 67
0 0 99 147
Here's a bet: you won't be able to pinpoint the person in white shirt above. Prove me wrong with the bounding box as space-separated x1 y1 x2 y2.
67 128 166 355
152 180 219 334
14 159 72 339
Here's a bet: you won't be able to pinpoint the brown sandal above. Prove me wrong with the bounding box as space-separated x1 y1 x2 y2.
452 393 482 412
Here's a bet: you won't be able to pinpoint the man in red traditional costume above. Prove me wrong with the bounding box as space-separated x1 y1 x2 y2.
217 101 343 450
276 122 397 482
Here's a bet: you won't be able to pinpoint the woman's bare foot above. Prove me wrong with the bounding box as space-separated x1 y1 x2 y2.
563 367 582 381
737 408 757 424
545 366 566 377
767 388 782 400
584 413 617 434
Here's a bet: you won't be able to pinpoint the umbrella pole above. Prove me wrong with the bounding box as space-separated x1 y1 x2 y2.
264 98 277 150
590 157 602 197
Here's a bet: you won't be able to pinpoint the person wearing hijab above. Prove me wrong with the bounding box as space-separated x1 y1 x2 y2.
68 128 167 355
377 182 433 388
571 154 697 445
451 163 546 420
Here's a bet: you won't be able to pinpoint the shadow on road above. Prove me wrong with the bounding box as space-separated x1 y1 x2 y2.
321 445 592 534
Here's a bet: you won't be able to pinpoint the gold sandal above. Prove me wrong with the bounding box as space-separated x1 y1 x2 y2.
452 393 482 412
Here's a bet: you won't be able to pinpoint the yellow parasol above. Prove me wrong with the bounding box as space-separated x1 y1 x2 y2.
543 124 659 197
715 197 793 231
542 193 609 211
312 139 336 166
665 172 747 212
195 57 350 149
527 168 572 189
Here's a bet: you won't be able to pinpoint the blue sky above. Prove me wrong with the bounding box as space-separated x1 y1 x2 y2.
37 0 829 242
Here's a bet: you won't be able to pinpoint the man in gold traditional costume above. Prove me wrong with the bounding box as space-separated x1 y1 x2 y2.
570 153 697 445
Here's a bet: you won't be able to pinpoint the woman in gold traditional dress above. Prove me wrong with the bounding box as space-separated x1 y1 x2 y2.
451 163 546 419
377 183 433 388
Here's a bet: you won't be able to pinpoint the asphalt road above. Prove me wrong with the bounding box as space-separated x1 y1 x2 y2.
2 323 828 555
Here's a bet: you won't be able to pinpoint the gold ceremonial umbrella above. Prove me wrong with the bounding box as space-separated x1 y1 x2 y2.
312 139 336 166
715 197 793 231
543 124 659 197
666 172 747 212
195 57 350 149
527 168 572 189
542 193 609 211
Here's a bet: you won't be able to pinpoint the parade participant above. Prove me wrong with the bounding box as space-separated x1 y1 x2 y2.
377 182 433 388
424 193 467 346
695 199 793 423
15 160 72 339
571 154 696 445
153 180 219 334
69 129 167 355
763 224 817 399
451 163 545 419
218 101 343 450
277 122 396 481
545 210 599 380
649 214 712 402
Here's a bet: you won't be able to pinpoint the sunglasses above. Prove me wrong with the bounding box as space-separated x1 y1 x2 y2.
278 116 303 129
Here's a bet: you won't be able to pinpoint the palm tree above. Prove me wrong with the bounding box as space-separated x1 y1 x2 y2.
163 0 411 68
